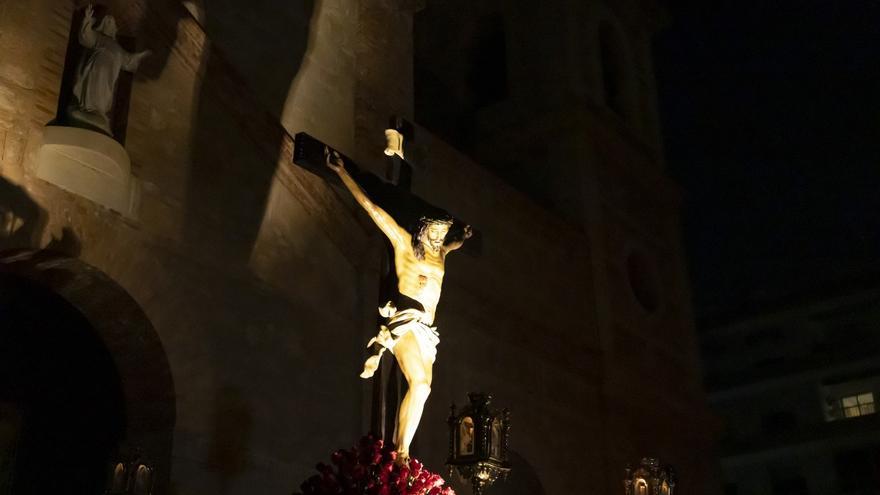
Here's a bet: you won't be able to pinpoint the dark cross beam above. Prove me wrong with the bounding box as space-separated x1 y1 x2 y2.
292 130 480 447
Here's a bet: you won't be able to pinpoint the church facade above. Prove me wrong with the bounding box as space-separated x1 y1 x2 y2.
0 0 719 493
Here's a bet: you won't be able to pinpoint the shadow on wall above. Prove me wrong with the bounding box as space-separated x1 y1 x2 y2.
0 177 47 252
100 0 316 265
174 0 316 266
0 176 81 256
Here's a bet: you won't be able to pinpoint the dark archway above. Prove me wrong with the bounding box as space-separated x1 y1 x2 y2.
0 251 175 493
0 272 124 493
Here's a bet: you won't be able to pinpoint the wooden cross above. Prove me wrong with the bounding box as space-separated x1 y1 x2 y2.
292 126 480 447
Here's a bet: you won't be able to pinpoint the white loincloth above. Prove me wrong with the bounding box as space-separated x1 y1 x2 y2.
360 302 440 379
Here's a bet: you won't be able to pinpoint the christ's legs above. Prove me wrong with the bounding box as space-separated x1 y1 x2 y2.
392 331 433 462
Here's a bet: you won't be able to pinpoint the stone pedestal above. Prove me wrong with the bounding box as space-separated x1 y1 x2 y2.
35 126 140 219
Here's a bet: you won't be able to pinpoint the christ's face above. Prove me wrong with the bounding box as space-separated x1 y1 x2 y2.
421 223 449 255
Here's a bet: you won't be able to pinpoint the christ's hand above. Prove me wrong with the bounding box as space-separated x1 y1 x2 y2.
324 146 344 173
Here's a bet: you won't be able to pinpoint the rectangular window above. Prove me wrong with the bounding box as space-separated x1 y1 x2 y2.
840 392 875 418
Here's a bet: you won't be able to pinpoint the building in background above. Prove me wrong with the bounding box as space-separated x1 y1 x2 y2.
702 273 880 495
0 0 717 493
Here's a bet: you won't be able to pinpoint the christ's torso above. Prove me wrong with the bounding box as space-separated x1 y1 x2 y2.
394 247 445 325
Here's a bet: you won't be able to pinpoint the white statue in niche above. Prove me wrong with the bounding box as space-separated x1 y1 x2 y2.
67 4 150 135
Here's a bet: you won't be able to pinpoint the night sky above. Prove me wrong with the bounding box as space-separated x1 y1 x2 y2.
655 1 880 317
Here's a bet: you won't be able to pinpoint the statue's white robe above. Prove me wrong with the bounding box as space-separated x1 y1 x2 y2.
71 34 137 132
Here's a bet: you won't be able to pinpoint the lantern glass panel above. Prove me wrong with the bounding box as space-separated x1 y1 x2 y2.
459 417 475 455
490 418 502 458
637 480 648 495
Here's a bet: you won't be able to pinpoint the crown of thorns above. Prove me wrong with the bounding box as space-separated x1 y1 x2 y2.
419 216 454 226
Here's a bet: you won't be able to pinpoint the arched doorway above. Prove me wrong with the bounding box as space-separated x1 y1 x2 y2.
0 272 124 492
0 251 175 493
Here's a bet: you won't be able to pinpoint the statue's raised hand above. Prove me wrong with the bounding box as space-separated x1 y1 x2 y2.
83 4 95 25
324 146 344 173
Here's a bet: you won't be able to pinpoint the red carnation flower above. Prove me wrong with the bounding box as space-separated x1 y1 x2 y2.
294 436 455 495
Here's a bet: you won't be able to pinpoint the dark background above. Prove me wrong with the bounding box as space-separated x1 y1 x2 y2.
655 1 880 319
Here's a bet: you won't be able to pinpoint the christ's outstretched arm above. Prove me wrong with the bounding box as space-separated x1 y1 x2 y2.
325 147 407 248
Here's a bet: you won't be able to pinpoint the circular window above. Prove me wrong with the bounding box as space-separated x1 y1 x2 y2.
626 250 661 313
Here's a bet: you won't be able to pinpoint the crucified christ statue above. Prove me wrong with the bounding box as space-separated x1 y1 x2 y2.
325 146 472 463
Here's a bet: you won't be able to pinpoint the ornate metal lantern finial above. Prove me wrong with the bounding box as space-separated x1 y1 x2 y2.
623 457 676 495
446 393 511 495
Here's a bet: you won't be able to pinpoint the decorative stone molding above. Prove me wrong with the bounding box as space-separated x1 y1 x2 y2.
35 126 140 219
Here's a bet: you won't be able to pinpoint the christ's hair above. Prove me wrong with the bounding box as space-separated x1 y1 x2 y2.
411 215 454 260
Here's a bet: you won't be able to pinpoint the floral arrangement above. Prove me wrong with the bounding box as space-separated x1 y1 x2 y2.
295 435 455 495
